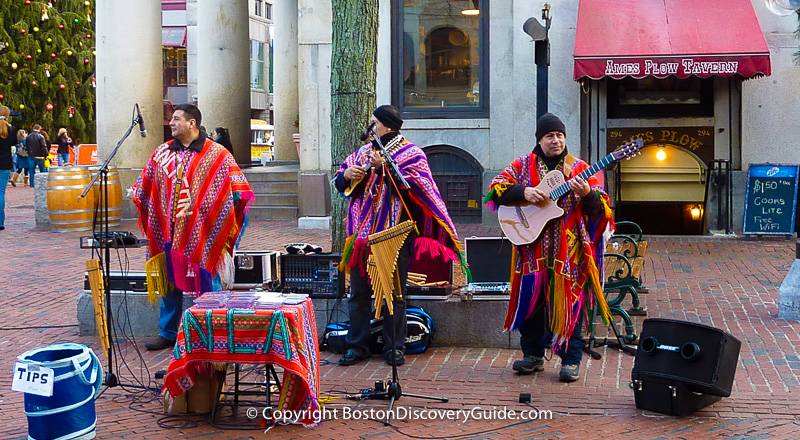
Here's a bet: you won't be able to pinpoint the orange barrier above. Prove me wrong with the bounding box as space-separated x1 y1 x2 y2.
76 144 98 165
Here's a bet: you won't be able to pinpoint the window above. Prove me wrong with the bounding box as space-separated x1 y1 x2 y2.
607 77 714 118
250 40 265 90
163 48 187 86
392 0 488 118
265 2 272 20
254 0 263 17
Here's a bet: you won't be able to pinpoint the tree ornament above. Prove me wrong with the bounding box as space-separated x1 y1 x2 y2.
44 64 51 77
68 106 76 118
25 54 33 61
73 18 80 24
46 37 52 43
33 26 39 32
11 62 18 70
19 104 25 110
59 83 66 90
42 7 49 21
85 33 91 39
36 48 42 53
20 28 27 35
25 0 32 5
58 23 64 30
91 76 96 88
83 57 89 65
92 50 96 56
0 94 4 101
84 0 90 5
31 79 38 87
66 49 73 56
75 80 80 86
50 52 57 59
46 103 54 111
87 15 91 23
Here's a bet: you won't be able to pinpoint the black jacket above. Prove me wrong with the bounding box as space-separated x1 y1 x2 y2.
25 131 49 158
0 125 18 170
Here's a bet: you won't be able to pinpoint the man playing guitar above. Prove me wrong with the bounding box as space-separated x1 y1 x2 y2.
485 112 614 382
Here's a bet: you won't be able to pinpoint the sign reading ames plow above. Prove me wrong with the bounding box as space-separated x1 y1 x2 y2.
573 55 768 80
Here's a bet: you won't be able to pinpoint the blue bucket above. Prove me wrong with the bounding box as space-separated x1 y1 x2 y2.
18 343 103 440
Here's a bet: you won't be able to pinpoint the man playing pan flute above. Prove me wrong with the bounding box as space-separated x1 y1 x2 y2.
334 105 467 367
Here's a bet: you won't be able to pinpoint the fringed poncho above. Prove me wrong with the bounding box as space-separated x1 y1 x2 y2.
485 150 614 350
132 138 254 294
336 136 468 278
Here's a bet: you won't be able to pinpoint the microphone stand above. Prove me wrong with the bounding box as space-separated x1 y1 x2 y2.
80 106 153 390
350 129 448 426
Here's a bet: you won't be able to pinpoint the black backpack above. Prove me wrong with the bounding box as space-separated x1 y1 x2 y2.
322 306 435 355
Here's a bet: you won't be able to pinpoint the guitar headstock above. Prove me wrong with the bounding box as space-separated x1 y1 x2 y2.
611 138 644 162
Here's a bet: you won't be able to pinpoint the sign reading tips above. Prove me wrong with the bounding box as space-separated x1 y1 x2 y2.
12 362 55 397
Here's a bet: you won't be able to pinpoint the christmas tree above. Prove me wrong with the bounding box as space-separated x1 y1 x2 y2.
0 0 95 143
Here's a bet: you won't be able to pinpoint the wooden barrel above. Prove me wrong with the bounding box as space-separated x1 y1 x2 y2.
47 166 122 232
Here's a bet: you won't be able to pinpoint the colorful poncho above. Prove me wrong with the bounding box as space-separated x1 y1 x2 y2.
485 151 614 350
336 137 467 277
132 138 254 294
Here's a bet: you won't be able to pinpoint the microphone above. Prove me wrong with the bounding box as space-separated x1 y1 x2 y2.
135 103 147 138
359 121 375 142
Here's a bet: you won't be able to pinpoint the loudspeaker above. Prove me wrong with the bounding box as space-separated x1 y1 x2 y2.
632 318 741 397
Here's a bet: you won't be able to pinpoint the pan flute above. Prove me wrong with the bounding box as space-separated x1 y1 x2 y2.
86 259 110 358
367 220 415 318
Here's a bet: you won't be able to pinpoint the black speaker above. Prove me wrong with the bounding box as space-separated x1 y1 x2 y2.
632 318 741 397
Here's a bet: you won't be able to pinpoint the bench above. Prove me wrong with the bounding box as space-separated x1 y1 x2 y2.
609 221 649 291
600 252 640 344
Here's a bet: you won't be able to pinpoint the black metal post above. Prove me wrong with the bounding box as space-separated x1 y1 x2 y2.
535 41 549 120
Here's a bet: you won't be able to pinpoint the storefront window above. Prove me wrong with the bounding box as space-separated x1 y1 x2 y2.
393 0 488 117
163 48 187 87
250 40 265 90
607 77 713 118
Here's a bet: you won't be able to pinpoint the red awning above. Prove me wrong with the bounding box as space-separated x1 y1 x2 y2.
162 26 187 48
573 0 771 80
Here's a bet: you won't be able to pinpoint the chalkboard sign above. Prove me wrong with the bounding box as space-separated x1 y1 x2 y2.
743 164 799 236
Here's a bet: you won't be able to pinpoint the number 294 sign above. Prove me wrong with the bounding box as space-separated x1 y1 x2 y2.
12 362 55 397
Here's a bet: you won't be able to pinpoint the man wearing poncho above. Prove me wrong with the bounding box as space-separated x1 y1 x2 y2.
132 104 253 350
485 113 613 382
334 105 466 367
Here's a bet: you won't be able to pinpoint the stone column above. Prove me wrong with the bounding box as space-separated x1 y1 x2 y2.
274 0 299 161
96 0 162 168
196 0 251 164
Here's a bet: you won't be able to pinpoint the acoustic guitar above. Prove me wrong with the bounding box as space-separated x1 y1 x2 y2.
498 139 643 246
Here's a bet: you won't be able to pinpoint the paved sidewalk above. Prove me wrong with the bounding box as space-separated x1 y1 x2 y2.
1 186 799 439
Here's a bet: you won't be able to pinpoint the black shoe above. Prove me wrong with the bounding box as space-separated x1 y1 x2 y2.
144 336 176 351
559 363 580 382
0 226 4 231
512 355 545 375
384 349 405 366
338 349 368 366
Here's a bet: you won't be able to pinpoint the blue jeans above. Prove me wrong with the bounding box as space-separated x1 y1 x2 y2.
159 287 184 340
519 291 586 366
29 159 47 188
58 153 70 166
0 169 9 227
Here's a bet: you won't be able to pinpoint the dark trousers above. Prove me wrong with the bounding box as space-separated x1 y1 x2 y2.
346 238 412 356
519 298 585 365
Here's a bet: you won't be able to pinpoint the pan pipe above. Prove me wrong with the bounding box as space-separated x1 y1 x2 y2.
367 220 415 318
86 259 110 358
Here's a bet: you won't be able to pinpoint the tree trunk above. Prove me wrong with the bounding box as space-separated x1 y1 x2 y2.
330 0 379 252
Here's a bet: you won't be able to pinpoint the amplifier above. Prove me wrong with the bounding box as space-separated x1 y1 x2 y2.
83 270 147 292
280 253 345 298
465 237 513 296
233 250 280 289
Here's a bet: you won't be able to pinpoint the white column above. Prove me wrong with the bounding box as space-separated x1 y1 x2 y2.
196 0 251 164
96 0 162 168
274 0 299 161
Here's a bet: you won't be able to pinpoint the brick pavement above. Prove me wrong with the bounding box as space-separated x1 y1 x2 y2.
1 185 800 438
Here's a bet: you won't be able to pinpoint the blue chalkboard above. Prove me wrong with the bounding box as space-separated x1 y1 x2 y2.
743 164 799 236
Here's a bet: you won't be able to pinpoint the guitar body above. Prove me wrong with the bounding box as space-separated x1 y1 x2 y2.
498 170 566 246
343 176 363 197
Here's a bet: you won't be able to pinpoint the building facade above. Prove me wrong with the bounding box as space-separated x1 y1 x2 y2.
277 0 800 234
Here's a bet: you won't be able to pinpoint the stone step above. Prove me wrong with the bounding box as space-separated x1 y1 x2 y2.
249 180 298 194
248 205 298 220
253 193 298 206
244 170 298 182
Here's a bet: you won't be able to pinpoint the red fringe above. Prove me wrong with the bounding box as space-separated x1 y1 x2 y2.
348 237 369 276
412 236 457 263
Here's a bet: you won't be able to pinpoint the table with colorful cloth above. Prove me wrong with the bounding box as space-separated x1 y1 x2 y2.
163 298 321 426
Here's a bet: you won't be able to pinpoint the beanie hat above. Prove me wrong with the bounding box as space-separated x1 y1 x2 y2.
373 105 403 131
535 112 566 142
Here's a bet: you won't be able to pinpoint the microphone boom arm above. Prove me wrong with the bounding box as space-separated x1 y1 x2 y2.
371 129 410 190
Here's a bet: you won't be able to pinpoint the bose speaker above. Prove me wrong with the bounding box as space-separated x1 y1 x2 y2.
633 318 740 394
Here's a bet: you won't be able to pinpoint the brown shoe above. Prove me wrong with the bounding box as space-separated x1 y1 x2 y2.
144 336 176 351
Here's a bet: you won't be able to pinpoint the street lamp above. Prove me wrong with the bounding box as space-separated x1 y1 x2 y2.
523 4 552 120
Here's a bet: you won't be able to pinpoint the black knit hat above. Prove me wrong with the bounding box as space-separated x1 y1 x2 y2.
373 105 403 131
535 112 566 142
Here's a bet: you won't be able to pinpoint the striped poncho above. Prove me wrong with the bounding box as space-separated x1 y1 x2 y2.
485 151 614 350
336 137 468 277
132 138 254 294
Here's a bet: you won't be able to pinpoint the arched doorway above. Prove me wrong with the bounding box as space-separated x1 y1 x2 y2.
424 145 483 223
614 143 707 234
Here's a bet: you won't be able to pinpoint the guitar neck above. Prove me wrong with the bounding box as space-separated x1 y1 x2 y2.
549 153 616 200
